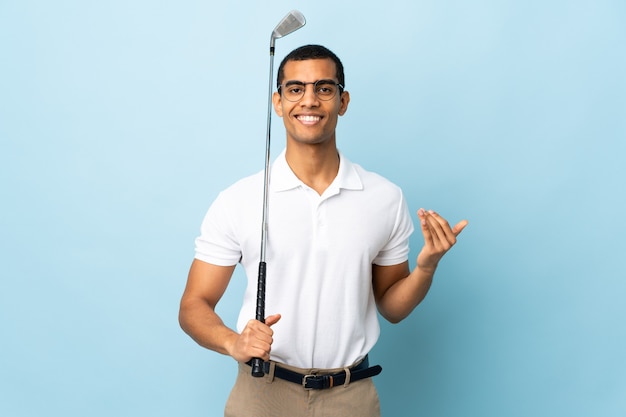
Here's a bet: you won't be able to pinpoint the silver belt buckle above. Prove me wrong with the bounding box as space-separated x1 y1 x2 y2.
302 374 315 390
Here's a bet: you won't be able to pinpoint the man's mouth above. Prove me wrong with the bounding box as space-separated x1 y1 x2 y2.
296 115 321 124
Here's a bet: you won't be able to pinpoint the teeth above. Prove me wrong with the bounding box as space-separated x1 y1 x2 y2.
297 115 320 122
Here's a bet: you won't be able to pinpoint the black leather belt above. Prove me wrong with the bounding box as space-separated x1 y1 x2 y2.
247 355 382 390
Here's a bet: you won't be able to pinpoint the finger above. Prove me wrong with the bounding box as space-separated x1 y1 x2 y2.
246 328 274 358
427 211 466 243
249 341 272 361
417 209 434 246
431 214 468 239
245 319 273 338
265 314 282 327
235 327 271 362
452 219 469 236
423 211 452 248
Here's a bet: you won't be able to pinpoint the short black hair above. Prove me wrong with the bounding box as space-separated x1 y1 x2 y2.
276 45 345 90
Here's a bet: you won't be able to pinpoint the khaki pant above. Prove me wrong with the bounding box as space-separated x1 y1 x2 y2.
224 362 381 417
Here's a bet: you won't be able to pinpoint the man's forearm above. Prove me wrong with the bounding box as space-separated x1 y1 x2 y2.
377 266 435 324
179 298 238 356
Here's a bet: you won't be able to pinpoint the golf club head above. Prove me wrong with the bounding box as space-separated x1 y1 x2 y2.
271 10 305 47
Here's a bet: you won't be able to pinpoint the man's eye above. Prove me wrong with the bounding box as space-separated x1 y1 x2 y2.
288 87 303 94
316 84 335 95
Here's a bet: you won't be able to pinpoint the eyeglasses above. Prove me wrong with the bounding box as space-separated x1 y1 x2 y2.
278 79 344 102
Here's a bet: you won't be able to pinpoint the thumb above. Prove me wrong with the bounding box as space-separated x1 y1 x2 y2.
452 219 469 236
265 314 282 327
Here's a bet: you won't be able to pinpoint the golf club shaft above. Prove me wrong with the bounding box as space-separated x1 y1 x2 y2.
250 42 276 378
251 10 305 378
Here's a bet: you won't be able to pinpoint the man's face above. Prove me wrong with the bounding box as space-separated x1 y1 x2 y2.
272 58 350 147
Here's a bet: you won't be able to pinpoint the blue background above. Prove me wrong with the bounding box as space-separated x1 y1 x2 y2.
1 1 625 416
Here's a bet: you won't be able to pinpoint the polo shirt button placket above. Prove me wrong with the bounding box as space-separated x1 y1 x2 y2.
317 211 325 227
315 202 329 248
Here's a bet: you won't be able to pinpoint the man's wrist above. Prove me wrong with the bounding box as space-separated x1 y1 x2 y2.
221 331 239 358
416 263 437 277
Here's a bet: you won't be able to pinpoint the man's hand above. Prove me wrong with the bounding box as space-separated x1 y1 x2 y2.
416 209 468 273
226 314 281 363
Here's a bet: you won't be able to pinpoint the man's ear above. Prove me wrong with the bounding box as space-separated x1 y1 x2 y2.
272 91 283 117
338 91 350 116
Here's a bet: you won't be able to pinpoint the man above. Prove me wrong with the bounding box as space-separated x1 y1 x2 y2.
179 45 467 417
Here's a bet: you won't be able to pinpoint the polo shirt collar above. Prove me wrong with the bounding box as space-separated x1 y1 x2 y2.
271 149 363 193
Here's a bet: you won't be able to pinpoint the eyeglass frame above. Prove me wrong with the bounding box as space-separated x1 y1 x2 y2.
277 79 345 102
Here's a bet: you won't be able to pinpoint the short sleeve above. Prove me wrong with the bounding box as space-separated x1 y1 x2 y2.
372 190 414 266
194 191 242 266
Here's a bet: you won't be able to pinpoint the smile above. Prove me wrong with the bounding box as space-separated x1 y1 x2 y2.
296 115 321 124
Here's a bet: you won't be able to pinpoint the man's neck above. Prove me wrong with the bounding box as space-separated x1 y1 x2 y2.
285 142 340 195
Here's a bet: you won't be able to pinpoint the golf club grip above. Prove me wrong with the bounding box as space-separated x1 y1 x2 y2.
251 261 267 377
250 358 264 377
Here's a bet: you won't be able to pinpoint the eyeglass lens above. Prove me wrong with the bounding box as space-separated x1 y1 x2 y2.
280 80 341 101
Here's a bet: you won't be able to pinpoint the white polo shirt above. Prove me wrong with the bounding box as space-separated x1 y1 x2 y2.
195 149 414 369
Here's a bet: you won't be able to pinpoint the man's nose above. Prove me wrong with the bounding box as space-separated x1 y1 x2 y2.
299 84 320 106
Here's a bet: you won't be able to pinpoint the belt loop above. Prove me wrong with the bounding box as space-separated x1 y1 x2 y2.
343 367 351 388
266 361 276 384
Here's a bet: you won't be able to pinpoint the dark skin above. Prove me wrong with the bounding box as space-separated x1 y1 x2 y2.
179 57 467 362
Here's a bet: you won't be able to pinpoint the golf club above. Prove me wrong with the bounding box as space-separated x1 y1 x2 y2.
251 10 306 378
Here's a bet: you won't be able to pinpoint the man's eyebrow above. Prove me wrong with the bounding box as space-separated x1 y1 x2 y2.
283 79 336 86
284 80 305 87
